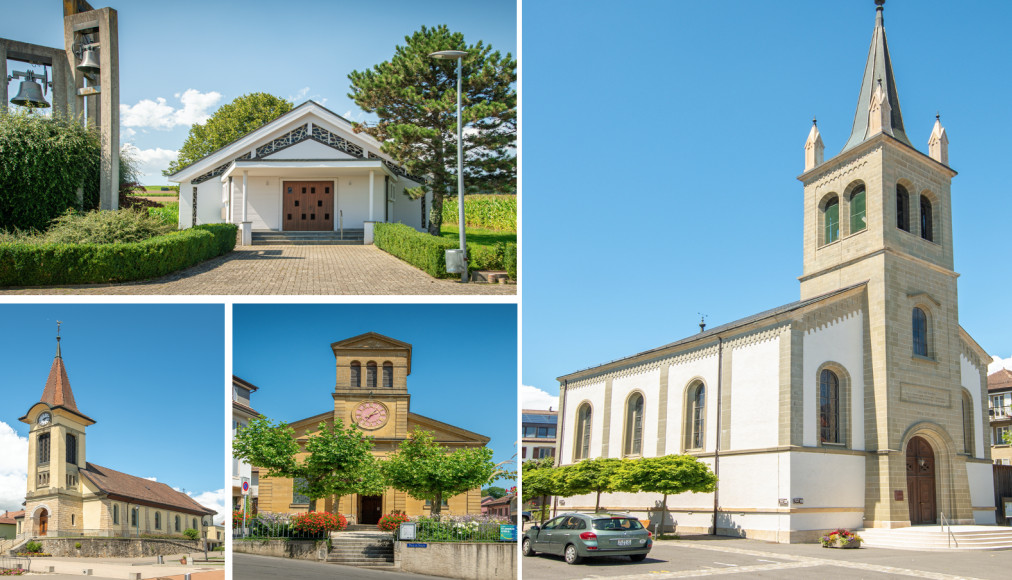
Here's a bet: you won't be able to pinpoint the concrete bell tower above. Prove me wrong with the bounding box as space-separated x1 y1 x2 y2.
797 0 983 528
19 325 95 537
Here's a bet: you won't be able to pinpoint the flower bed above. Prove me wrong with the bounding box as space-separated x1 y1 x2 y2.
408 515 513 543
378 512 410 531
0 569 27 576
820 528 862 548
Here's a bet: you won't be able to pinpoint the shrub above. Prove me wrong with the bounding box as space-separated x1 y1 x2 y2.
503 242 517 281
148 202 179 227
0 110 101 230
374 223 460 278
74 542 81 549
292 512 346 535
0 223 237 286
182 528 200 540
441 195 517 231
377 512 410 531
43 209 174 244
24 541 42 554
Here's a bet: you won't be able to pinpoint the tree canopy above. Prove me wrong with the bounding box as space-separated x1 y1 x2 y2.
482 486 508 499
348 25 516 235
613 455 717 534
165 92 292 175
382 428 497 516
556 457 630 513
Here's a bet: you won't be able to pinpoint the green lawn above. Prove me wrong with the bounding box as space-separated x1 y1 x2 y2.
440 225 516 272
129 186 179 197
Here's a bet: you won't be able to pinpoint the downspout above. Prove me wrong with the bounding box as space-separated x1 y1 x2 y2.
553 379 568 519
711 336 723 536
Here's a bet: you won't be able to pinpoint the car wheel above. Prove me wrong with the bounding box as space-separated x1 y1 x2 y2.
630 554 647 562
522 538 536 557
564 544 582 565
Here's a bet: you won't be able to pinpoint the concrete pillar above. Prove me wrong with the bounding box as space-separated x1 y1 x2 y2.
240 171 251 246
0 44 7 110
368 170 375 222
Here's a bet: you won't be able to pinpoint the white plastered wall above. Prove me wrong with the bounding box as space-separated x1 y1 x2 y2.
960 353 985 458
389 179 427 230
608 367 661 458
802 310 865 449
561 380 606 464
264 139 353 160
965 461 996 524
729 335 781 450
666 353 719 453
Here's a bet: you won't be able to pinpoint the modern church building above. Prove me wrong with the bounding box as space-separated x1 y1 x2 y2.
554 1 996 542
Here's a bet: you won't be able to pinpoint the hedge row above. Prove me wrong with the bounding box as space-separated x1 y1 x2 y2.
441 195 517 232
469 241 517 281
374 222 459 278
0 224 237 287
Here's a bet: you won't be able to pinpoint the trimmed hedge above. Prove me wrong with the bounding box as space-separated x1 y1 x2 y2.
0 223 237 286
503 242 517 281
374 222 459 278
441 195 517 232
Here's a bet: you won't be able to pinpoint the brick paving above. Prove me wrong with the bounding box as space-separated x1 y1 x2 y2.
0 245 516 296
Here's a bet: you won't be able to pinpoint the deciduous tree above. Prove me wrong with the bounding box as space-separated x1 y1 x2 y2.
556 457 629 513
520 456 557 524
348 25 516 235
613 455 717 535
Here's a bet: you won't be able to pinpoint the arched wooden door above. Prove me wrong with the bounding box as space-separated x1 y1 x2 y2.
906 436 937 525
38 509 48 536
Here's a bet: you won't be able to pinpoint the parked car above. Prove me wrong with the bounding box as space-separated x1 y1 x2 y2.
522 512 652 565
522 511 531 522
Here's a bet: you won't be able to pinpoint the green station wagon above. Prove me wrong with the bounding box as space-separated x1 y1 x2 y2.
522 512 652 565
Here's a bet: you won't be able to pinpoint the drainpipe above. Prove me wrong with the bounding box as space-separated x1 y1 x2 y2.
711 337 723 536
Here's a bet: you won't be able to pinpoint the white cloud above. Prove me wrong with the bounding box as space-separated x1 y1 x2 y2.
122 127 136 139
142 476 158 482
188 489 226 525
0 422 28 513
521 385 558 411
989 354 1012 375
289 87 310 102
120 89 222 130
288 87 326 106
122 144 178 178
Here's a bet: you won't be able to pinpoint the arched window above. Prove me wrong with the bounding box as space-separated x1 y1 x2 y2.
175 515 180 532
819 369 840 444
155 511 161 530
131 508 138 527
687 383 705 450
38 433 50 464
382 362 393 388
66 434 77 464
850 186 866 233
961 391 974 455
920 195 933 241
896 184 910 231
366 362 377 388
113 505 119 525
624 393 644 456
912 307 928 357
193 518 198 530
824 197 840 244
575 403 592 460
350 362 361 388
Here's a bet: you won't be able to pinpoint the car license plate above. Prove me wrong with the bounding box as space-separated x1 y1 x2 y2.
616 539 632 546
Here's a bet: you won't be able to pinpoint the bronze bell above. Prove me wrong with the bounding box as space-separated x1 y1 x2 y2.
77 47 100 76
10 79 50 108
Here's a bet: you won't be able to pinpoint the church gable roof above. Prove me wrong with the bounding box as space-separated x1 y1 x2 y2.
407 412 490 445
80 463 216 516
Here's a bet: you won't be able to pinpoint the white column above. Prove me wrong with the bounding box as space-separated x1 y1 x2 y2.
368 170 375 222
242 171 249 222
240 170 251 246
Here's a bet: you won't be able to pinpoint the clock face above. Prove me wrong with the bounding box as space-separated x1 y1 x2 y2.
37 412 51 426
353 402 388 430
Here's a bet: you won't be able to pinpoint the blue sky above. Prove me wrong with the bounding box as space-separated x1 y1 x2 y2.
2 0 517 184
0 304 226 521
233 304 518 490
521 0 1012 407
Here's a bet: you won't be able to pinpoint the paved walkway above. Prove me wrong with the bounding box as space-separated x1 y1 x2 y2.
0 245 516 296
23 554 221 580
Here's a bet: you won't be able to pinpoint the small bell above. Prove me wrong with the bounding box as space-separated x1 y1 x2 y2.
10 79 50 108
77 47 101 76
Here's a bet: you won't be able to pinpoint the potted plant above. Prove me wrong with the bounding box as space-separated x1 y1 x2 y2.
820 528 862 549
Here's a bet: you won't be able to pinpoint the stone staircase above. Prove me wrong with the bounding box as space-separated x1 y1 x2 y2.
326 530 394 568
857 525 1012 550
0 535 30 556
252 230 364 245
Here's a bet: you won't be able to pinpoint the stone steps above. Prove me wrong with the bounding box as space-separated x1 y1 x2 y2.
251 230 364 245
857 525 1012 550
327 530 394 567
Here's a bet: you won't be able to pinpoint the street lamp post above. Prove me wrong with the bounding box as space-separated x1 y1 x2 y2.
430 49 469 283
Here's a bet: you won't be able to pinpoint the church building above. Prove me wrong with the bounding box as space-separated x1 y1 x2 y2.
254 332 490 524
18 333 216 538
555 1 994 543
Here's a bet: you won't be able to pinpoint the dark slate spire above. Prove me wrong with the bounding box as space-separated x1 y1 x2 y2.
842 0 913 152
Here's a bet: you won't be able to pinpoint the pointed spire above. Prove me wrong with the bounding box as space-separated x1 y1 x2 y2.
928 113 949 165
55 320 62 358
39 324 81 414
842 0 913 152
804 117 825 171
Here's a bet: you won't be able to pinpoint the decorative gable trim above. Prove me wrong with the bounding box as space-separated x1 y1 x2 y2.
312 125 364 158
257 124 310 158
368 152 426 184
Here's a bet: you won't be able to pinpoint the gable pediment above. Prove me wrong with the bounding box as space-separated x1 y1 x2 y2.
331 332 412 352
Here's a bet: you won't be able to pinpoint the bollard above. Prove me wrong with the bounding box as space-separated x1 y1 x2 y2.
157 555 163 564
185 574 191 580
82 569 92 576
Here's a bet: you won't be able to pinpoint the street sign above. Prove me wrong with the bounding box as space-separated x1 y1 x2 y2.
499 525 517 542
241 477 250 495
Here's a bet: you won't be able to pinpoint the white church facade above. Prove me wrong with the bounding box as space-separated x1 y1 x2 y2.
168 101 431 243
555 1 995 543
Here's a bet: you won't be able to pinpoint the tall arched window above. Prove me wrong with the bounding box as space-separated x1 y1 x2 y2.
38 433 50 464
366 362 377 388
961 391 974 455
113 504 119 525
155 511 161 530
850 186 866 233
66 434 77 464
912 307 928 357
624 393 644 456
896 184 910 231
575 403 592 460
920 195 933 241
819 369 840 444
382 362 393 388
824 197 840 244
175 515 181 532
687 383 705 450
350 362 361 388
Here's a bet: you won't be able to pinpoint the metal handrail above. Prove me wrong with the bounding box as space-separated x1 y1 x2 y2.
939 512 956 548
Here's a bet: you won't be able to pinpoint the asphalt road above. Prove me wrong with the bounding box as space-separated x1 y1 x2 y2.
233 553 439 580
521 535 1012 579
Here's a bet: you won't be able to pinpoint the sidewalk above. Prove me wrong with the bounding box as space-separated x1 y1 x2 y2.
24 554 223 580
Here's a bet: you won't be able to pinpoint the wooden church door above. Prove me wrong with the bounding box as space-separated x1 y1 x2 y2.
906 436 937 525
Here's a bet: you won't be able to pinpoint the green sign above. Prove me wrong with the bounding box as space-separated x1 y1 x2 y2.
499 524 517 542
